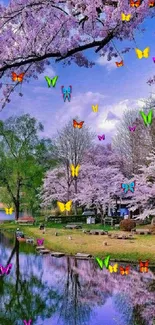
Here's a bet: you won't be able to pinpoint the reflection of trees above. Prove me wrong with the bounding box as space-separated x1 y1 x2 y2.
0 233 155 325
0 236 61 325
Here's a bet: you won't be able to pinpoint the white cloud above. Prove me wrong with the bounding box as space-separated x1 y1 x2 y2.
37 66 56 82
96 55 117 72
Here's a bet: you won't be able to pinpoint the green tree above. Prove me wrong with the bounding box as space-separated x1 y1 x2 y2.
0 114 55 219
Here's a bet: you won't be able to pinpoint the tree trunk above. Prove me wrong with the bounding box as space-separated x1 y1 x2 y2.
74 178 78 215
15 201 20 220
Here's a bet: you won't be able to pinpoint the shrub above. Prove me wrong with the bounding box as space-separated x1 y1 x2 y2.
120 219 136 231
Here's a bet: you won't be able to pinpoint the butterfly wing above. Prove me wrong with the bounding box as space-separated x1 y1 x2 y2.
147 109 153 125
113 263 118 272
17 73 25 82
143 47 150 58
152 57 155 63
5 208 9 214
75 164 80 177
129 181 135 192
78 121 84 129
45 76 52 87
121 183 128 193
125 265 130 275
140 111 148 126
73 119 77 128
9 207 13 214
6 263 12 275
65 200 72 211
108 265 113 273
103 255 110 268
135 48 143 59
57 201 65 212
70 164 75 177
96 257 103 269
11 72 17 81
149 0 155 6
120 266 125 275
115 60 123 67
126 14 131 21
121 13 125 21
51 76 58 87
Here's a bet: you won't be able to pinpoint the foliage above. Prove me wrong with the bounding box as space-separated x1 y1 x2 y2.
0 0 154 107
120 219 136 231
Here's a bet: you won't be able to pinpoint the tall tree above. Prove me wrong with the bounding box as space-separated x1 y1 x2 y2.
0 0 154 106
52 117 95 214
0 114 54 219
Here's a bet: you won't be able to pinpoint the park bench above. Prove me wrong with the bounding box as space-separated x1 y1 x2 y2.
64 223 83 229
131 228 151 235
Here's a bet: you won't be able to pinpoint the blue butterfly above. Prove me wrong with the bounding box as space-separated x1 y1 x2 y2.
61 85 72 102
121 181 135 193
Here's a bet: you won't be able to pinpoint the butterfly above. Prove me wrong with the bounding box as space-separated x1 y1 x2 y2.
120 265 130 275
98 134 105 141
12 72 25 82
149 0 155 6
108 263 118 273
37 238 44 246
128 126 136 132
45 75 58 87
61 85 72 102
121 13 131 21
0 263 12 276
92 105 98 112
70 164 80 177
57 200 72 212
115 60 124 67
140 109 153 126
5 207 13 215
152 57 155 63
121 181 135 193
135 47 150 59
130 0 141 7
73 119 84 129
139 260 149 273
95 255 110 270
23 320 32 325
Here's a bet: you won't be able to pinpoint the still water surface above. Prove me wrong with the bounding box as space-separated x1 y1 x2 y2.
0 232 155 325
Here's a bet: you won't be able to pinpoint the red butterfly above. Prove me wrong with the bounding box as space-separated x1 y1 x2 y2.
12 72 25 82
120 265 130 275
148 0 155 6
115 60 124 67
139 260 149 273
130 0 141 7
73 119 84 129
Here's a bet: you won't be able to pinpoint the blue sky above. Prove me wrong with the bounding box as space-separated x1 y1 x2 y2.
1 12 155 143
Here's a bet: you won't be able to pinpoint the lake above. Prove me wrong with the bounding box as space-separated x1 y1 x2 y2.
0 210 23 220
0 231 155 325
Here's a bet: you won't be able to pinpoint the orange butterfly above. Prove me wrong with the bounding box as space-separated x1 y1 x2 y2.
73 119 84 129
12 72 25 82
139 260 149 273
115 60 124 67
120 266 130 275
130 0 141 7
149 0 155 6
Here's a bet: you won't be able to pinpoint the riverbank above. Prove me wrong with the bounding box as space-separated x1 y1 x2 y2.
1 222 155 263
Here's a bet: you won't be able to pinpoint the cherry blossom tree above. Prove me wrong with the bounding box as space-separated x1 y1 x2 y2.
0 0 154 107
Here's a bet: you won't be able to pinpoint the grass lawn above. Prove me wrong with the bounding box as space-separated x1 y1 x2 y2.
1 221 155 263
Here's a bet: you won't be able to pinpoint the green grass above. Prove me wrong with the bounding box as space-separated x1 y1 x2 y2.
1 221 155 263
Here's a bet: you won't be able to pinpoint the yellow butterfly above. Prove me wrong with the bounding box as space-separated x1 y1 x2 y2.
92 105 98 112
5 207 13 215
135 47 150 59
121 13 131 21
70 164 80 177
57 200 72 212
108 263 118 273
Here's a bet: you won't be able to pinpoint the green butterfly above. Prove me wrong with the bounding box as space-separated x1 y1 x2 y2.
45 75 58 88
140 109 153 126
95 255 110 270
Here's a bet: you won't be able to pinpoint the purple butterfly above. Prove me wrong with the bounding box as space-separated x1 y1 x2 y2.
0 263 12 276
152 57 155 63
37 238 44 246
128 126 136 132
23 320 32 325
98 134 105 141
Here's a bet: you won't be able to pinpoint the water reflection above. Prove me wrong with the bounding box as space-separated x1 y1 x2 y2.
0 232 155 325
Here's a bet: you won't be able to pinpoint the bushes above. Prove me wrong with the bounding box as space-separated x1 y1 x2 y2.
120 219 136 231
